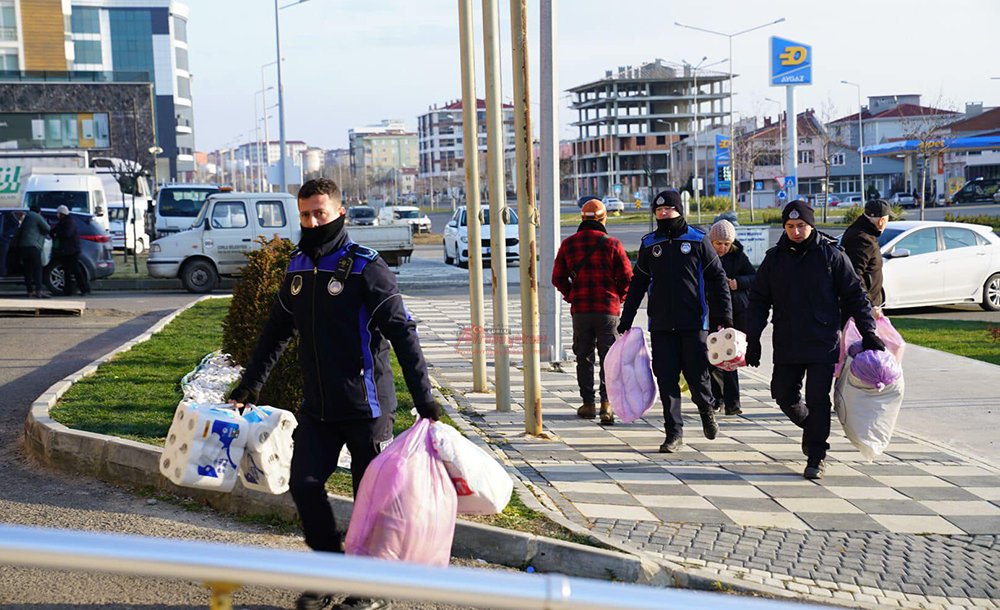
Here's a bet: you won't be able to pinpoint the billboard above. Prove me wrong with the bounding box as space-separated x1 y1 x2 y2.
0 112 111 150
770 36 812 86
714 134 731 196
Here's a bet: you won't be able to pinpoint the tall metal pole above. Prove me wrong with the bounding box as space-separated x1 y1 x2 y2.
728 35 736 211
482 0 511 412
274 0 288 193
457 0 487 392
510 0 542 435
785 85 799 201
691 66 700 215
539 0 561 366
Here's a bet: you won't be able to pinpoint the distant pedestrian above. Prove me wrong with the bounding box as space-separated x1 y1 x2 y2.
552 196 633 425
706 219 755 416
51 205 90 296
841 199 891 310
618 190 732 453
15 203 50 298
746 200 884 480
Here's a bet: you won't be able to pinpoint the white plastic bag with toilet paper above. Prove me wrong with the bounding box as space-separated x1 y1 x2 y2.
239 405 297 495
605 328 658 424
159 402 248 492
707 328 747 371
429 422 512 515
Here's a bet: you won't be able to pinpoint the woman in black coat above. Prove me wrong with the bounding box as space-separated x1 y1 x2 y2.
707 220 755 415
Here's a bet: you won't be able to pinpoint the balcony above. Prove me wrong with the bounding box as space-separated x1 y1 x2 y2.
0 27 16 41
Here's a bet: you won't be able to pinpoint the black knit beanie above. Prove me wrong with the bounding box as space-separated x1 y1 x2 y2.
781 200 815 227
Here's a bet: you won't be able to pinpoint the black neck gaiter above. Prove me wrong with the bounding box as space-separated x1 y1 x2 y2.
299 214 346 257
657 216 687 237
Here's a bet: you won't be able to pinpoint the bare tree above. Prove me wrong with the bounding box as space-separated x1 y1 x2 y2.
900 95 960 220
811 101 843 223
731 125 772 224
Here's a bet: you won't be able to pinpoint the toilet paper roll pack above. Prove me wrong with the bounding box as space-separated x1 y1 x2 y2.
239 405 298 495
159 402 248 492
707 328 747 372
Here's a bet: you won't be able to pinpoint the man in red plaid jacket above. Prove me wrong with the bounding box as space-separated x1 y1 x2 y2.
552 196 633 424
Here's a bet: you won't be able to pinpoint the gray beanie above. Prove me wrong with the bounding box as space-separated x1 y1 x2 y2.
708 219 736 243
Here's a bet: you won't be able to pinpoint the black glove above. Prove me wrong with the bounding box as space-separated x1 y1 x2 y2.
617 321 632 335
745 338 762 368
712 317 734 330
416 401 442 421
861 332 886 352
228 385 259 406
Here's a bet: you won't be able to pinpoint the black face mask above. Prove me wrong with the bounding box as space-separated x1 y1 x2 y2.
656 212 686 236
299 214 346 255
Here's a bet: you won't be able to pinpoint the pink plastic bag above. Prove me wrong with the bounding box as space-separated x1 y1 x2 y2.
836 316 906 378
605 328 658 423
344 418 457 566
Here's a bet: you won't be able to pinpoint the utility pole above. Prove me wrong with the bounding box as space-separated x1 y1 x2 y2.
482 0 511 412
539 0 561 366
510 0 542 435
458 0 487 392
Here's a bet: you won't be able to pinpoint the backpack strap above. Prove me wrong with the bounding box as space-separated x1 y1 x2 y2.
570 235 610 280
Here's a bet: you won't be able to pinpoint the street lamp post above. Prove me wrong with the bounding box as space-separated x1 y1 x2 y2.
683 57 727 222
273 0 310 194
841 80 865 201
675 17 785 211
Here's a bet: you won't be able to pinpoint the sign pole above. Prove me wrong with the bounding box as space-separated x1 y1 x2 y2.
785 84 798 202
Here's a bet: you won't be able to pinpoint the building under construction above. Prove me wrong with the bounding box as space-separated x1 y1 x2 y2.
568 59 731 200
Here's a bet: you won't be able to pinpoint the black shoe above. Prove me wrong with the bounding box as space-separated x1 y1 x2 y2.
803 460 826 480
712 400 722 413
724 405 742 416
658 435 684 453
699 408 719 440
296 592 333 610
333 598 391 610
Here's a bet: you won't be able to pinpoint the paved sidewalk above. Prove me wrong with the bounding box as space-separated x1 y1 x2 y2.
406 294 1000 609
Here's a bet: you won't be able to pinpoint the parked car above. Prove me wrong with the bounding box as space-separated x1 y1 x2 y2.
952 178 1000 204
602 196 625 213
890 192 917 208
838 195 864 208
442 206 519 268
347 205 378 226
0 208 115 293
108 202 150 254
378 205 432 233
876 221 1000 311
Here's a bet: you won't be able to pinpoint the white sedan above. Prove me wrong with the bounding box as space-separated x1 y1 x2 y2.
602 196 625 213
878 221 1000 311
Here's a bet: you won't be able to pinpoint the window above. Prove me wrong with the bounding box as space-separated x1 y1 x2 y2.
894 229 938 257
0 50 17 70
92 190 104 208
798 150 814 164
636 136 646 146
799 137 811 145
173 16 187 42
74 40 103 65
176 76 191 99
211 202 248 229
71 7 101 34
256 200 286 228
0 2 16 41
863 156 872 165
831 153 845 166
656 135 666 145
941 227 978 250
175 46 189 71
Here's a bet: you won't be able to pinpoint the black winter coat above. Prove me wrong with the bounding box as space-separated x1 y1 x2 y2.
840 216 884 306
747 231 876 365
620 222 732 333
52 216 81 257
234 228 434 442
719 241 755 316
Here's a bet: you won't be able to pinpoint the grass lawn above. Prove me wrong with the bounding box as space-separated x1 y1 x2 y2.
50 296 589 543
890 318 1000 366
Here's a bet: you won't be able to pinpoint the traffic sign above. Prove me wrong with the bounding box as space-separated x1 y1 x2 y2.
614 184 622 194
784 176 797 189
777 189 787 201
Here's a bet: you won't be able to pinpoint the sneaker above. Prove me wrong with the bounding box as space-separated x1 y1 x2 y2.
599 401 614 425
296 592 333 610
658 435 684 453
803 460 826 480
698 407 719 440
576 402 596 419
333 598 391 610
724 405 742 416
712 400 722 413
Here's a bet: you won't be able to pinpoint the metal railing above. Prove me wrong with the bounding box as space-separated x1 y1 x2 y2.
0 524 826 610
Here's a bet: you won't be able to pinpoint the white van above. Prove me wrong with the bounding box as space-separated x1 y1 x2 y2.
108 202 150 254
21 172 109 231
154 183 221 238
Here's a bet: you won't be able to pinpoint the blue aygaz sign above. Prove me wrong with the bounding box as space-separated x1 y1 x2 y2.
714 134 732 196
770 36 812 86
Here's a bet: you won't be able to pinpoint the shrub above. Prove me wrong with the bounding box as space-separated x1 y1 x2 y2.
944 213 1000 231
759 209 783 225
696 196 732 213
840 204 906 225
221 236 302 412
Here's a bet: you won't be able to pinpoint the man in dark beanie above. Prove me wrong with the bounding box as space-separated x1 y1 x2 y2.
618 190 732 453
746 200 884 480
841 198 891 309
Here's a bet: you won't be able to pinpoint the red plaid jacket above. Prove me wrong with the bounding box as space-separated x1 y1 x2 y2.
552 226 633 315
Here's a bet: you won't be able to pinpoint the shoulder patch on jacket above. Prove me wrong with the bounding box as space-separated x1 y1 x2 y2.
349 243 379 261
641 231 666 248
678 226 706 242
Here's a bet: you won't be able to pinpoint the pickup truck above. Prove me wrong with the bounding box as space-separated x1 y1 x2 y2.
147 192 413 293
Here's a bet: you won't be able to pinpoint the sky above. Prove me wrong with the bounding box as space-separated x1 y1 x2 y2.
188 0 1000 152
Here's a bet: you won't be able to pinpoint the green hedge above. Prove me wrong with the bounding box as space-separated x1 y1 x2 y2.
944 213 1000 230
840 204 906 225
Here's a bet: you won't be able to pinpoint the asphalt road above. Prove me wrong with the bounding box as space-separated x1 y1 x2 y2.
0 292 503 610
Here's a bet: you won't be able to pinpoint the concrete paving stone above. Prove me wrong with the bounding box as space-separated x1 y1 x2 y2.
757 483 839 498
633 495 717 510
561 491 643 506
776 498 864 514
833 591 856 601
938 475 1000 488
872 475 956 488
700 450 775 461
915 465 997 477
618 483 698 496
720 510 809 530
666 468 746 484
898 487 985 501
646 507 736 525
688 484 769 498
828 486 910 500
850 463 932 476
941 516 1000 534
706 497 787 512
847 499 938 516
871 514 966 535
966 487 1000 501
548 479 627 494
921 501 1000 516
814 475 886 487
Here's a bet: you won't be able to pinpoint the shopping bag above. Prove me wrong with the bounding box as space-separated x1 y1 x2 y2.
344 418 457 566
836 316 906 378
429 422 512 515
605 328 657 423
834 354 905 461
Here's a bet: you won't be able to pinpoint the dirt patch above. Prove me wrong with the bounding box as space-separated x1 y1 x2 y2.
414 233 443 245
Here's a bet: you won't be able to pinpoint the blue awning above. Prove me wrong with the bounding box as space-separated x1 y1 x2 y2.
863 135 1000 156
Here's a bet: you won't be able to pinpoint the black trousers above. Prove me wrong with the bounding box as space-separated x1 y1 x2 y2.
288 412 381 553
650 329 715 438
770 363 836 463
571 312 619 403
709 310 748 410
19 246 43 293
57 254 90 295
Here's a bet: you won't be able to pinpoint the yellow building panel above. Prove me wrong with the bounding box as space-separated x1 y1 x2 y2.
21 0 68 71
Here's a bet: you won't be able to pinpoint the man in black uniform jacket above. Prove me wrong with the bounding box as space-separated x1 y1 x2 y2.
229 178 438 610
841 198 891 309
746 200 885 480
618 190 732 453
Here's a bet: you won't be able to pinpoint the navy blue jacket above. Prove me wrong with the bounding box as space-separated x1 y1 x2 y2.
236 229 434 441
747 232 877 365
620 223 732 333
